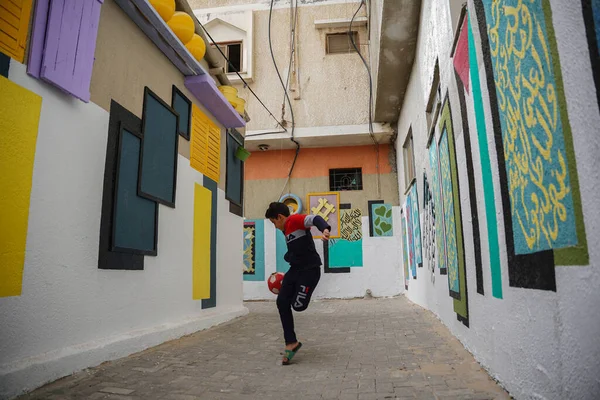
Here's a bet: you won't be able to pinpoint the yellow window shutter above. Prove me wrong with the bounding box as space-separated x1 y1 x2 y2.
0 0 33 63
191 104 221 183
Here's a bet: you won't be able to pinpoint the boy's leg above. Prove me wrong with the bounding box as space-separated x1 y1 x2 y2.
292 266 321 312
276 269 298 345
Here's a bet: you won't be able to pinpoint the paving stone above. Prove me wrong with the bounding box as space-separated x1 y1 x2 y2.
16 299 508 400
98 387 135 395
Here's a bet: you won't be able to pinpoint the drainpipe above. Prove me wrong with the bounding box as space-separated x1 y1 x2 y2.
175 0 231 87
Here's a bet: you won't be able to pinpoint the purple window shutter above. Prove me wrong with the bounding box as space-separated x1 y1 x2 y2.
39 0 103 102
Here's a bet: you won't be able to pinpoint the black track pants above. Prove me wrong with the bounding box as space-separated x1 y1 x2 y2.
276 266 321 344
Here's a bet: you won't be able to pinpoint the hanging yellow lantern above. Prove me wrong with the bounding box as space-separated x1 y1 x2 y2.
149 0 175 22
167 12 195 45
185 34 206 61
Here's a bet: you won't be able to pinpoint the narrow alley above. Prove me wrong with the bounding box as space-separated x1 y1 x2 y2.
18 298 508 400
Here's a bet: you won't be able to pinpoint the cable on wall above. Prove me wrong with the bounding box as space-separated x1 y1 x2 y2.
197 18 288 134
269 0 301 200
349 0 381 198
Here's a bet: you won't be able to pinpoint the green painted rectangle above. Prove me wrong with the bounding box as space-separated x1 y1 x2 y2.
468 17 503 299
329 239 363 267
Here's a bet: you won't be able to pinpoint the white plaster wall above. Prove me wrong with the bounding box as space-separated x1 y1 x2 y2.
0 62 247 400
394 1 600 399
243 210 403 300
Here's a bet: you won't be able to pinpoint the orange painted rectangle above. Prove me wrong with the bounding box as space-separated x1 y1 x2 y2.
245 144 392 181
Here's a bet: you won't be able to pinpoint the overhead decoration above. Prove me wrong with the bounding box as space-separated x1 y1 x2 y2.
149 0 175 22
185 34 207 62
167 11 195 45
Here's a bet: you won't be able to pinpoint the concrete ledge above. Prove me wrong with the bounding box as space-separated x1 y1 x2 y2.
0 306 249 400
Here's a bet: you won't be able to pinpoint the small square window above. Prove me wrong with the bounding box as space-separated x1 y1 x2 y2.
329 168 363 191
326 32 359 54
213 41 243 73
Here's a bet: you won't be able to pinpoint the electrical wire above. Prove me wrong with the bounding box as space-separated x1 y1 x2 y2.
197 18 287 134
281 0 299 120
269 0 301 200
349 0 381 198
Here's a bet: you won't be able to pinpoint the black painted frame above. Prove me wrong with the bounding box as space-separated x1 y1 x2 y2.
110 123 159 256
367 200 385 237
454 68 484 296
171 85 192 140
473 0 555 291
138 86 180 208
225 128 245 217
99 100 145 270
582 0 600 111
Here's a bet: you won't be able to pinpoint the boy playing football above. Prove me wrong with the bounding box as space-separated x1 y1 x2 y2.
265 202 330 365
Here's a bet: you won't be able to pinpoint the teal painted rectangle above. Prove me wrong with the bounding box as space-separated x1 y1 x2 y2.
113 129 157 254
409 184 422 264
243 219 265 281
275 229 289 273
439 128 460 295
429 139 446 273
371 203 393 237
468 16 503 298
329 239 363 267
481 0 577 254
139 89 179 206
201 176 217 309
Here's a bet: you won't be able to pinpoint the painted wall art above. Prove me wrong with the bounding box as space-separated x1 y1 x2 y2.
438 95 469 326
329 208 363 268
0 76 41 297
371 203 393 237
307 192 340 239
423 173 436 281
474 0 588 294
243 220 265 281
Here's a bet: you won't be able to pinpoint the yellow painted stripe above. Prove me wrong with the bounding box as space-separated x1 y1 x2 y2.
193 183 212 300
0 76 42 297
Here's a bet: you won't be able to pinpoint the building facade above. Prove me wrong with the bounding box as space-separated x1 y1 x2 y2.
0 1 247 398
191 0 421 300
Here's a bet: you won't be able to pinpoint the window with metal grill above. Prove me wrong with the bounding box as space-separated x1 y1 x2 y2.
329 168 363 191
326 32 358 54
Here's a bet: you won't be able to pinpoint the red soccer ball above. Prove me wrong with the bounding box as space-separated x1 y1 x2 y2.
268 272 285 295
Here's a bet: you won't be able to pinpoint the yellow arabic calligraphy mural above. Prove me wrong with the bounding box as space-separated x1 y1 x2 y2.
485 0 587 260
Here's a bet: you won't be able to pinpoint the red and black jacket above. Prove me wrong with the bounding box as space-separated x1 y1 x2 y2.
283 214 331 269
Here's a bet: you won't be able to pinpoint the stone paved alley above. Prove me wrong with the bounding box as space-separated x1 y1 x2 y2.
19 298 509 400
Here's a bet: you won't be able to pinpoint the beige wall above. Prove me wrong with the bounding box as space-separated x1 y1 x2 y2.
192 0 370 131
91 0 229 189
244 173 399 219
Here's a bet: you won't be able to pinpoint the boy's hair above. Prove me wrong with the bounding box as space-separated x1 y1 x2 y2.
265 202 290 219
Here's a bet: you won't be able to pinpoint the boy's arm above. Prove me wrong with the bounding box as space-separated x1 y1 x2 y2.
303 214 331 233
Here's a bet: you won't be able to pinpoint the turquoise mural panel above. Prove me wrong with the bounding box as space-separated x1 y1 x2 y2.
329 239 363 267
275 229 289 273
406 195 417 279
439 129 460 295
243 220 265 281
371 203 393 237
482 0 577 255
429 139 447 274
409 184 422 264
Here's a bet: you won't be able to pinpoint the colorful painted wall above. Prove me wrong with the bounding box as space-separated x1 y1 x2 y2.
0 1 245 398
242 208 403 300
242 144 402 300
244 144 399 218
395 0 600 398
